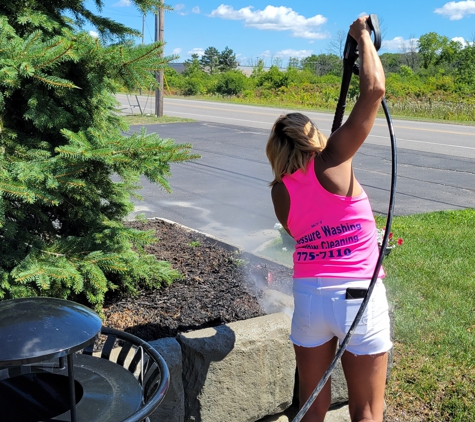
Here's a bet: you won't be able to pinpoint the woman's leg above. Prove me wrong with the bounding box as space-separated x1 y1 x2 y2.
341 351 388 422
294 337 338 422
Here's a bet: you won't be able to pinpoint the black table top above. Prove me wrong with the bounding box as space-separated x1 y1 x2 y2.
0 297 102 366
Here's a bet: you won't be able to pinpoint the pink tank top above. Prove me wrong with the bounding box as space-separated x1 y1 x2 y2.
282 157 384 279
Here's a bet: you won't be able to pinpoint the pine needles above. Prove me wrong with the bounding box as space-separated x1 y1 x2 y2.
0 1 198 312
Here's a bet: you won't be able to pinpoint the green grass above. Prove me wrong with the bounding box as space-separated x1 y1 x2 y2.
259 209 475 420
118 92 475 126
156 93 475 126
121 114 194 126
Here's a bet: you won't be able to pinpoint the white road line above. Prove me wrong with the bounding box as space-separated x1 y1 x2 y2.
369 134 475 150
158 110 272 125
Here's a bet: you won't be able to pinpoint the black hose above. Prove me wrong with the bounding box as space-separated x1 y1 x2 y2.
292 14 396 419
292 98 397 422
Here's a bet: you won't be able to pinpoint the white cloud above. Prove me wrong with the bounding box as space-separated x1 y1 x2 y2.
259 50 272 58
192 6 200 14
209 5 328 40
89 30 99 38
451 36 474 46
113 0 132 7
435 0 475 20
246 49 312 67
275 49 313 59
382 36 419 52
174 4 186 15
188 48 205 57
382 36 407 51
382 35 470 52
173 48 182 55
452 36 468 46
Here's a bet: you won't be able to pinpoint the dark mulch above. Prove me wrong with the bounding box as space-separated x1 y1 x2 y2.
103 219 293 342
102 219 412 421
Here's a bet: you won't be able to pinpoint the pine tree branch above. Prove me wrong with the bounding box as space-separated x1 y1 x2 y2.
32 74 77 88
123 43 163 67
35 44 73 70
21 31 43 56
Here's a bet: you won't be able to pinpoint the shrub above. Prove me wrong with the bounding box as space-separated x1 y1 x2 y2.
255 65 289 89
215 70 248 96
182 77 207 95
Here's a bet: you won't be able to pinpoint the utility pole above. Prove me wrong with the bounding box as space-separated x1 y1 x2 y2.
154 4 164 117
141 14 145 44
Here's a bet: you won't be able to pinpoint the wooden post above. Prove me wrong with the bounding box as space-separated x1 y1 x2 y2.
155 4 164 117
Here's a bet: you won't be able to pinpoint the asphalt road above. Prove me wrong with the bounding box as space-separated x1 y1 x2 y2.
118 95 475 251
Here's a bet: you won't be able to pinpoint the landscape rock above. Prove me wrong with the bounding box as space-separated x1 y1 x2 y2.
178 313 295 422
149 337 185 422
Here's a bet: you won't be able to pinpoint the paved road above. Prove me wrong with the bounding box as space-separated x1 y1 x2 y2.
118 96 475 251
118 95 475 159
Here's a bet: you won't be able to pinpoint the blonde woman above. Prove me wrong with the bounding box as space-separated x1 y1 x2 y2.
266 17 391 422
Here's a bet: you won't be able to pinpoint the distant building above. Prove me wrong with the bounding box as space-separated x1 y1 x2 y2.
169 63 186 73
237 66 255 76
168 63 286 75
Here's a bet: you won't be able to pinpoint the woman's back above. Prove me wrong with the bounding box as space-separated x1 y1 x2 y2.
282 157 383 279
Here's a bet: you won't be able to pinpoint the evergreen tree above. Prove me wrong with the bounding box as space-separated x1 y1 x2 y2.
218 47 238 72
183 54 203 76
0 1 199 311
200 47 220 74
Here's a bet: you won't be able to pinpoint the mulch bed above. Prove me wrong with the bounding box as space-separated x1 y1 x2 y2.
103 219 293 342
101 219 418 421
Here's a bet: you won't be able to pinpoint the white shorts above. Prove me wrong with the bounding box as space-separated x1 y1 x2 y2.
290 277 393 355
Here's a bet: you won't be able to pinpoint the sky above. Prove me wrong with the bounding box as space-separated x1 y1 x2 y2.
84 0 475 66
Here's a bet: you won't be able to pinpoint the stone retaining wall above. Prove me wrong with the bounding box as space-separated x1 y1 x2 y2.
149 311 357 422
143 218 392 421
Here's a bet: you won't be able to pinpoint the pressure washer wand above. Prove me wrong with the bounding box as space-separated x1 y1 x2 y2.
331 36 358 133
331 14 381 134
293 14 396 422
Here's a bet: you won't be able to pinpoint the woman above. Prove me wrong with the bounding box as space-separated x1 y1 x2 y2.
266 17 391 422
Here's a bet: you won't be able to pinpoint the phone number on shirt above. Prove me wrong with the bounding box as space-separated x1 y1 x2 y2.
296 248 351 261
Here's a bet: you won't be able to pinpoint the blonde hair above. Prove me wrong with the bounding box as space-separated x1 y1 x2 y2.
266 113 327 186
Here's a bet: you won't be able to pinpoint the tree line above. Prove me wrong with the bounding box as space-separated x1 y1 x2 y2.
165 33 475 121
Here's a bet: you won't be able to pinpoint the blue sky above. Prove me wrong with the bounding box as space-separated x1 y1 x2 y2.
84 1 475 66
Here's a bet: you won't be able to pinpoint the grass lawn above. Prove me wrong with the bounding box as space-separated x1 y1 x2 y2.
259 209 475 421
121 114 194 126
123 100 474 418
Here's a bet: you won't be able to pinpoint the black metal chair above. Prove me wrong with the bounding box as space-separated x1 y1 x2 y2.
80 326 170 422
0 326 170 422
